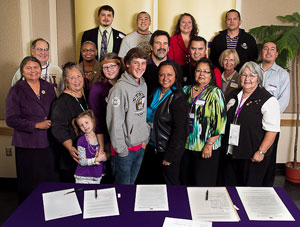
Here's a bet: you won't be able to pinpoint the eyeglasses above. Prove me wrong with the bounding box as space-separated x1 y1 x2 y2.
81 49 96 53
195 69 211 74
241 73 257 79
35 48 49 52
103 64 118 71
223 59 235 63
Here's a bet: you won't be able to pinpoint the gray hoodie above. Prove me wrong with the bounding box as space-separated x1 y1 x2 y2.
106 71 150 157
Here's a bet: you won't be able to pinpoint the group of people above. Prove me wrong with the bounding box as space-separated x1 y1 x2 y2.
6 5 290 203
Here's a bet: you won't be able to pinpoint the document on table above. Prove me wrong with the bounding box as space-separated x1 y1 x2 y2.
236 187 294 221
187 187 240 222
134 185 169 211
163 217 212 227
42 188 82 221
83 187 119 219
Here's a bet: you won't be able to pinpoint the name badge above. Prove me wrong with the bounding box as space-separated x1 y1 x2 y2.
230 82 238 88
267 84 277 91
228 124 240 146
196 100 205 106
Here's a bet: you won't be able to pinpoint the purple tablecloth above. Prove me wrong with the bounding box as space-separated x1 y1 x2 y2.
3 183 300 226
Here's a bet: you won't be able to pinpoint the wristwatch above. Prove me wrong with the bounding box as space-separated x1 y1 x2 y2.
257 150 265 155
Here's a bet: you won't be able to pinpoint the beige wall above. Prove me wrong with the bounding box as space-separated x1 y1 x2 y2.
0 0 23 120
1 0 300 178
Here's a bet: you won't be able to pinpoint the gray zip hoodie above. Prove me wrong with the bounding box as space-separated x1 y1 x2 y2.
106 71 150 157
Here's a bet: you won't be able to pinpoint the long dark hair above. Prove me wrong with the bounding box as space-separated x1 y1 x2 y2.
157 61 182 90
194 58 216 86
173 13 199 38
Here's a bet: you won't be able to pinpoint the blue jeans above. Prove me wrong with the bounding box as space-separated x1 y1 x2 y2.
114 148 145 184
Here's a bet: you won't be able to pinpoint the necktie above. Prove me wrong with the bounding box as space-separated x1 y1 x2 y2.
100 30 108 60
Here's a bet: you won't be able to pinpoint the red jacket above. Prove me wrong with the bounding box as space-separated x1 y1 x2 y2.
168 34 190 66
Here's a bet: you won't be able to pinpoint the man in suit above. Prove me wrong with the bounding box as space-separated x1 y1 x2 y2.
80 5 125 62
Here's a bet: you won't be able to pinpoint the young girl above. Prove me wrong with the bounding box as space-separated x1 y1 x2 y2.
72 110 106 184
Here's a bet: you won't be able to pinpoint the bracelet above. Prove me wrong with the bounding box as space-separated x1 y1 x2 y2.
257 150 265 155
206 140 214 145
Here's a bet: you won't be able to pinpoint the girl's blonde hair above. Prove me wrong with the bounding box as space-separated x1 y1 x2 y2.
72 109 96 137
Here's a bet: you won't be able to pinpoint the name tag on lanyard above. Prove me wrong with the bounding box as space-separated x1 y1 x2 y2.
228 124 240 146
228 93 248 146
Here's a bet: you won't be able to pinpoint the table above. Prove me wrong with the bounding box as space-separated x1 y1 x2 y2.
3 183 300 226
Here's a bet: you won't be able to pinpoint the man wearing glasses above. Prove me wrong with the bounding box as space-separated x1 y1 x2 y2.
11 38 63 95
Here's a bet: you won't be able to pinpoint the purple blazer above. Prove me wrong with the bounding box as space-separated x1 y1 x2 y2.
6 79 56 148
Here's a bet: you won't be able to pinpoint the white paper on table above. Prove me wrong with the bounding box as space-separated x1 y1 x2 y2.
163 217 212 227
236 187 295 221
134 184 169 211
187 187 240 222
42 188 82 221
83 187 119 219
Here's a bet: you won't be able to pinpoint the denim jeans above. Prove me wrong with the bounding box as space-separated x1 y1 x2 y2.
114 147 145 184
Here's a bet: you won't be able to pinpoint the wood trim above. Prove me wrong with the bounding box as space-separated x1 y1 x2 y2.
281 119 300 127
0 127 13 136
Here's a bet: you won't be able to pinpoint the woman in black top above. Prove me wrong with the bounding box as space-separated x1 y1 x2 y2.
51 62 88 182
140 61 189 185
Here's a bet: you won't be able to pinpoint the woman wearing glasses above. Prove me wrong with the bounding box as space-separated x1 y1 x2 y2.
219 49 241 98
223 61 280 186
181 58 226 186
88 53 124 182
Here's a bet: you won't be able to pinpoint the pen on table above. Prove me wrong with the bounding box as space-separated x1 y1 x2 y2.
64 187 83 195
205 190 209 201
95 189 98 199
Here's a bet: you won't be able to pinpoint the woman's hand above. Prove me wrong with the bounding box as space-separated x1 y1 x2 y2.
35 120 51 129
251 151 264 162
202 144 213 159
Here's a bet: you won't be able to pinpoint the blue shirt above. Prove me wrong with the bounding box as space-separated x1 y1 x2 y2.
260 62 290 113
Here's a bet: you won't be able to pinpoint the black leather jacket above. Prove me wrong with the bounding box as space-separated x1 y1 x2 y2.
150 88 189 163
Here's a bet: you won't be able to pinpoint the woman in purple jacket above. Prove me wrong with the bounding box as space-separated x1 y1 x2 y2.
6 56 58 203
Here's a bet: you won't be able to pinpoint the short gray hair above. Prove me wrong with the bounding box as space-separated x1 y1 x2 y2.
239 61 263 86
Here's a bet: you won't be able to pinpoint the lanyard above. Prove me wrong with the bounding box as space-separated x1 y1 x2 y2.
73 94 88 112
234 93 248 123
42 62 49 82
190 84 208 112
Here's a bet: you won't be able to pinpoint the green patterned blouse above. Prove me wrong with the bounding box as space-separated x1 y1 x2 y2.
183 85 227 152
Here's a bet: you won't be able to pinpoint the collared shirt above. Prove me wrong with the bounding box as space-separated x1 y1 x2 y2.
97 26 113 61
260 62 290 113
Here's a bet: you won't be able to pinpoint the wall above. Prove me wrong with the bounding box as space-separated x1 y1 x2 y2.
1 0 300 178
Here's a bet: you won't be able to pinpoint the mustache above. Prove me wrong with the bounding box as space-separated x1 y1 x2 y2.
157 48 166 52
